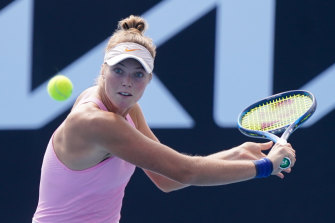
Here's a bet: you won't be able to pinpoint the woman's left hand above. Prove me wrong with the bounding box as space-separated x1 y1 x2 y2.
207 141 273 161
232 141 273 160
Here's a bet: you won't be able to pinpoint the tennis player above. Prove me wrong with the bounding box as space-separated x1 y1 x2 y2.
32 15 296 223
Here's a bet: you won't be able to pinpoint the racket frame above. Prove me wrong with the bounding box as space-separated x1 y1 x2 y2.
237 90 316 143
237 90 317 169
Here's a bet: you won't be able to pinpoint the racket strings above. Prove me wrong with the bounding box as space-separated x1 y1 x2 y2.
241 94 313 131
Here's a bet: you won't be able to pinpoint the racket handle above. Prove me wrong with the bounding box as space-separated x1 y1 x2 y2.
276 138 291 169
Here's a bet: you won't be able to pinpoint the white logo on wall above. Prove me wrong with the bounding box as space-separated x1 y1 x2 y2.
0 0 333 129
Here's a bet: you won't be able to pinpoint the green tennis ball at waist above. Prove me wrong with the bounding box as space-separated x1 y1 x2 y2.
47 75 73 101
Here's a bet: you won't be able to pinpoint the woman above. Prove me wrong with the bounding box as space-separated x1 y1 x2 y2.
32 15 296 223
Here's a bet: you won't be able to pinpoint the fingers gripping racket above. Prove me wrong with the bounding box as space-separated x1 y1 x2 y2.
237 90 317 169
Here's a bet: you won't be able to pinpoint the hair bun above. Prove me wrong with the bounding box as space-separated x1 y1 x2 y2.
118 15 147 34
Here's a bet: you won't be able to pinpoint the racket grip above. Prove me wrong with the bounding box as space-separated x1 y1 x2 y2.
276 138 291 169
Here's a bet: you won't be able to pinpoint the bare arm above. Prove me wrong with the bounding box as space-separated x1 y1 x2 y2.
71 107 258 187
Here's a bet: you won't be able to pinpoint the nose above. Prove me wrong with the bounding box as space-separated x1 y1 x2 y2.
121 74 132 87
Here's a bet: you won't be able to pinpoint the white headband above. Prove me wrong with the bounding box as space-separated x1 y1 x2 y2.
104 42 154 73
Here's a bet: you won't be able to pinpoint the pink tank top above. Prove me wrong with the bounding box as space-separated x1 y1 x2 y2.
33 97 136 223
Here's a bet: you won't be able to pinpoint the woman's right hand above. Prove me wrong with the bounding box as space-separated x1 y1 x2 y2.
266 142 296 178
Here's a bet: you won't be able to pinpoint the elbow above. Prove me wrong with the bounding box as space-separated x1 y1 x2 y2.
146 155 199 192
157 186 176 193
147 164 195 193
154 180 189 193
152 175 191 193
150 179 176 193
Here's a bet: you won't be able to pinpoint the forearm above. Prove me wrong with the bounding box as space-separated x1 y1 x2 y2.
206 148 239 160
146 148 245 191
187 156 256 186
144 155 256 190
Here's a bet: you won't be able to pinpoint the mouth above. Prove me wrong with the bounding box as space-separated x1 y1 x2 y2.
118 92 132 96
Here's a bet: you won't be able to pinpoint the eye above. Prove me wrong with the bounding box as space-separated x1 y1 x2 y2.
113 68 123 74
134 72 144 78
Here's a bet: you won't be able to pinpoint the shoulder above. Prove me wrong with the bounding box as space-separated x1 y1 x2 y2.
65 85 112 136
66 104 117 137
71 86 98 110
128 103 151 132
128 103 141 128
54 105 122 169
128 103 149 129
66 103 134 147
57 104 126 162
127 103 160 142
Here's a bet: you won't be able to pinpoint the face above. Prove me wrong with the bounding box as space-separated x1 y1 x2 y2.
102 58 151 115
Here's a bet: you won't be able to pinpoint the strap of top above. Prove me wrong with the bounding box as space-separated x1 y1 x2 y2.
78 97 108 111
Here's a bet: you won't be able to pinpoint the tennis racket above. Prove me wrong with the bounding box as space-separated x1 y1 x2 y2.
237 90 317 169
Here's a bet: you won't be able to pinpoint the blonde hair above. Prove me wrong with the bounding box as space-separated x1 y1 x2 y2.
107 15 156 57
96 15 156 87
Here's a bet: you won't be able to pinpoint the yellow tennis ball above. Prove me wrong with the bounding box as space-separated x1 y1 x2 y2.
47 75 73 101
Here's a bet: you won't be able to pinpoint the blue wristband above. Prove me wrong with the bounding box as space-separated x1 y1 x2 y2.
253 158 273 178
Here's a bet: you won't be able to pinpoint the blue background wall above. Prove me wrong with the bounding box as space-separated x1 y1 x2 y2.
1 0 334 222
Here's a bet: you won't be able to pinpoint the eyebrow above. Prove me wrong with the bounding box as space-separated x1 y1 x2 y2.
118 62 145 71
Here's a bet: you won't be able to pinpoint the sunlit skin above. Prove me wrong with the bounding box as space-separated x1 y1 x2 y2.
99 58 152 117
